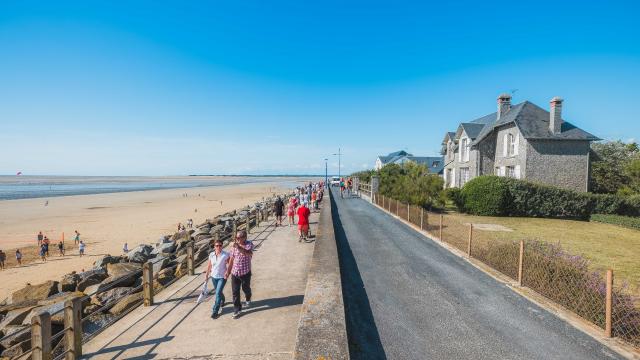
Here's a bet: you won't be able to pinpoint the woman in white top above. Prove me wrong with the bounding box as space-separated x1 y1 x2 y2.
205 239 230 318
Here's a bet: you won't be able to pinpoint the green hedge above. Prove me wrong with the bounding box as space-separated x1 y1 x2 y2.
457 176 640 220
590 214 640 230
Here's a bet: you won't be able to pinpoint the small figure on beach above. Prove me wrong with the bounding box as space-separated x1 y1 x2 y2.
40 244 47 262
287 198 296 227
177 223 183 231
37 231 43 246
58 241 65 256
15 249 22 266
79 241 85 257
205 239 230 319
123 242 129 253
0 250 6 270
274 196 284 227
43 236 50 257
226 230 254 319
74 230 81 245
44 200 49 206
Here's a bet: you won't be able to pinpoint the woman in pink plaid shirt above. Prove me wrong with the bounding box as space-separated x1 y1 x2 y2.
225 230 254 318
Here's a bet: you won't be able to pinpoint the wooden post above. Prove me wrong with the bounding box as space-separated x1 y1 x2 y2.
64 297 82 359
382 195 385 209
187 242 195 276
467 223 473 257
246 216 251 234
518 240 524 286
395 200 399 215
407 204 410 221
233 220 238 239
605 269 613 338
439 214 443 241
143 261 154 306
420 208 424 230
32 312 52 360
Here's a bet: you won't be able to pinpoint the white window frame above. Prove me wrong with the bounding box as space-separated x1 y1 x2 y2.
459 137 470 162
506 165 516 178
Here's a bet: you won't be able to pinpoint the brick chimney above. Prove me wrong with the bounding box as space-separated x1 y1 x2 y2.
497 93 512 120
549 96 563 134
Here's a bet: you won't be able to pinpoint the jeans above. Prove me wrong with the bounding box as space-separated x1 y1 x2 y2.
209 277 226 315
231 272 252 312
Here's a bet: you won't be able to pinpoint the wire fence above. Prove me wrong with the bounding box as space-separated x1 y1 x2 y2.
368 188 640 351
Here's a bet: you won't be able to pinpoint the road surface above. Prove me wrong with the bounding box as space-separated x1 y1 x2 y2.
331 187 624 360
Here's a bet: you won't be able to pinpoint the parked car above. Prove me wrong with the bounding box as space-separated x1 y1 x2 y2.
331 176 341 186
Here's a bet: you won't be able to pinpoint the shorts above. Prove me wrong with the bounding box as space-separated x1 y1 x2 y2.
287 211 294 216
298 224 309 232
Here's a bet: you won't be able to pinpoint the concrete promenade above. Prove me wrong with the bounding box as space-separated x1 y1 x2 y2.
332 187 625 360
81 210 319 360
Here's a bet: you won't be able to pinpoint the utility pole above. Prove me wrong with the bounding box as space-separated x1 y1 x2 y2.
324 158 328 189
333 148 342 179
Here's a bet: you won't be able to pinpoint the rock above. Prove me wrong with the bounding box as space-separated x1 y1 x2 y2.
127 245 153 263
58 273 80 292
91 287 138 306
0 337 30 358
94 255 120 268
106 263 141 279
175 238 191 252
174 261 189 278
22 292 85 325
76 269 109 292
11 281 59 303
108 292 143 316
209 224 224 235
151 242 175 256
0 325 28 346
83 275 137 296
159 235 171 243
0 306 36 331
175 247 187 258
151 257 170 275
83 304 102 317
195 249 208 263
155 266 176 287
0 300 38 315
171 230 190 241
191 228 210 239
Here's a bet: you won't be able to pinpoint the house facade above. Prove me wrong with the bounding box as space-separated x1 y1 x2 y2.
375 150 444 175
442 94 599 192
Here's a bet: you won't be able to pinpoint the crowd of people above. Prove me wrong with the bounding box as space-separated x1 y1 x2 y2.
339 177 354 198
201 180 325 319
0 229 87 270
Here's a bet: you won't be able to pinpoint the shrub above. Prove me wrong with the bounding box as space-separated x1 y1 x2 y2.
444 188 464 212
506 179 593 219
459 176 511 216
591 214 640 230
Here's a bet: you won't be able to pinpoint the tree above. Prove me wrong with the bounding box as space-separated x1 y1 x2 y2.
590 141 639 194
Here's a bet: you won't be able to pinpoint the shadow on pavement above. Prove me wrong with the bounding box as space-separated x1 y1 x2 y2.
331 190 387 360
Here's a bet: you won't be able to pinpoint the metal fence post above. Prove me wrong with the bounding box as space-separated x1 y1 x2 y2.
143 261 154 306
32 312 52 360
467 223 473 258
518 240 524 286
420 208 424 230
439 214 443 241
187 242 195 276
605 269 613 338
64 297 82 359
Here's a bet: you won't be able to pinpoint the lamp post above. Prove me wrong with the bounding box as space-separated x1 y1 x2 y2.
332 148 342 179
324 158 328 189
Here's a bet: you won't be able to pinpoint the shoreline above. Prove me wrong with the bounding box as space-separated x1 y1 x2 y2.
0 179 314 300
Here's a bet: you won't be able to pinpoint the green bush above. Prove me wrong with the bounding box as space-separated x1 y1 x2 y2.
459 176 511 216
506 179 594 219
444 188 464 212
591 214 640 230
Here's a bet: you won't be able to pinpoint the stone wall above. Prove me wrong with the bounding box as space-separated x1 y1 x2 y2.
525 140 591 192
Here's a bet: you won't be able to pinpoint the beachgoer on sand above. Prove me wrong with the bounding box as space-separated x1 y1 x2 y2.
226 230 253 319
79 241 85 257
0 250 6 270
15 250 22 266
43 236 50 257
74 230 80 245
58 241 65 256
205 239 230 319
40 244 47 262
37 231 43 246
123 242 129 253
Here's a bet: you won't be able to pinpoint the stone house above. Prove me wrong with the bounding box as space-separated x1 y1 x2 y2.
441 94 600 192
375 150 444 175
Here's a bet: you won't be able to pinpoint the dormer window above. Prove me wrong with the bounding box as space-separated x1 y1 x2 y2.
460 137 470 162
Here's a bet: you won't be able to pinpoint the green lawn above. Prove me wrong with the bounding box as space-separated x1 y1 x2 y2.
447 212 640 294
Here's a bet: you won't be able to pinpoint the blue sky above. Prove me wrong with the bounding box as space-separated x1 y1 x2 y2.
1 0 639 175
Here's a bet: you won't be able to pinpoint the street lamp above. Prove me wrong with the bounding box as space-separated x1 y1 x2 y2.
324 158 328 189
332 148 342 179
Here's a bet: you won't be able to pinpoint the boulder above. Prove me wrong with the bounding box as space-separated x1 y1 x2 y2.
151 257 170 275
94 255 120 268
175 238 191 252
0 324 28 345
171 230 190 241
127 245 153 263
191 228 210 239
58 273 80 292
195 249 209 263
11 281 59 303
90 287 138 306
77 270 109 292
22 292 85 325
0 300 38 315
108 292 143 316
83 304 102 317
174 261 189 278
159 235 171 243
209 224 224 235
0 334 30 357
106 262 141 279
0 306 36 331
155 266 176 287
151 242 175 256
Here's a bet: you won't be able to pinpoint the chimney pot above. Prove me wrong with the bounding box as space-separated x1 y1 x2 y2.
497 93 512 120
550 96 564 134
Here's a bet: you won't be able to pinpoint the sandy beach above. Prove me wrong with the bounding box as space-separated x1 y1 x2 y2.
0 180 305 301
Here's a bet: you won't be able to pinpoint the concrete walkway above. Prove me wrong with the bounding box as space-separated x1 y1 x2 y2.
82 210 319 360
331 187 624 360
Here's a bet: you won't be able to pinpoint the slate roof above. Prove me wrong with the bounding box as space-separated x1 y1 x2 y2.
408 156 445 174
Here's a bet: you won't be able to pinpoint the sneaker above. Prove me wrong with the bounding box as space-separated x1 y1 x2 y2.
211 312 219 319
232 311 241 319
244 301 251 308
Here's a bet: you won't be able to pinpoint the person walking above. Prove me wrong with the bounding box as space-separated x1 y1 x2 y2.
0 250 6 270
79 241 85 257
287 198 296 227
37 231 43 246
58 241 65 256
225 230 253 319
74 230 81 245
15 249 22 266
205 239 230 319
40 244 47 262
43 236 50 257
274 196 285 226
123 242 129 253
297 201 311 241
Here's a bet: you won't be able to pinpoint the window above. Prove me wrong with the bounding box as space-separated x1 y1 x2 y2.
460 138 470 162
460 167 470 186
432 161 440 168
503 133 519 157
506 166 516 178
495 167 501 176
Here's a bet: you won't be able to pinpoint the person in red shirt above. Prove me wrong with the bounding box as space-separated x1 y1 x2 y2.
297 201 311 241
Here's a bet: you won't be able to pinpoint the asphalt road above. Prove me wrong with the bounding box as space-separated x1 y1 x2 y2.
330 187 624 360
